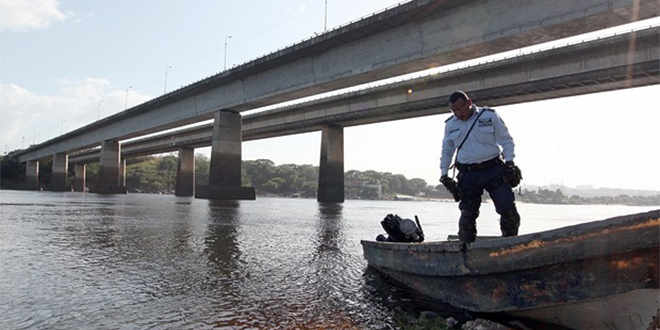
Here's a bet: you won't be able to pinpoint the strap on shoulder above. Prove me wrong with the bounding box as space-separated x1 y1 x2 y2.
449 109 487 174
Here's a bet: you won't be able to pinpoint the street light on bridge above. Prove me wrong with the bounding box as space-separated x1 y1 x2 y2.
124 86 132 110
97 99 104 120
224 35 232 71
164 65 173 94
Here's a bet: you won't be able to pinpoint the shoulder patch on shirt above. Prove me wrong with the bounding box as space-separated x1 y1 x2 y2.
445 115 454 123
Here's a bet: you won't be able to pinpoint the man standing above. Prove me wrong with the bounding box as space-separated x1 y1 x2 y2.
439 91 521 243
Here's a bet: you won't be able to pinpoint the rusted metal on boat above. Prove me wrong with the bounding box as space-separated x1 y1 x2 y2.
361 209 660 329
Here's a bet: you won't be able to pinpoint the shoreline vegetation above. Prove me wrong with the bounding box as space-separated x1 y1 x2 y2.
2 153 659 206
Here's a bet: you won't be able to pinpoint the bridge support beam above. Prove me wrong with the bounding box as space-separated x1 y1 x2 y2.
73 164 86 192
25 160 39 190
93 140 126 194
317 125 344 203
51 152 68 192
175 148 195 197
196 110 255 200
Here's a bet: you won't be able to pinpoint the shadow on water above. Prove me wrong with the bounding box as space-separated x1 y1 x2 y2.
361 266 474 322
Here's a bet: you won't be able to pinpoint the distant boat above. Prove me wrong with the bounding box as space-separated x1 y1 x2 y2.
361 210 659 329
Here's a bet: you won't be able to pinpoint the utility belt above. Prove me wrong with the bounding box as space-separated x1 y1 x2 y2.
456 157 502 172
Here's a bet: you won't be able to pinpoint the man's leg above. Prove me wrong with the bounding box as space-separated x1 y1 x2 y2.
499 205 520 236
486 167 520 237
457 172 482 243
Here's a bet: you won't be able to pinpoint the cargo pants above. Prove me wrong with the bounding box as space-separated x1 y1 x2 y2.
457 161 520 243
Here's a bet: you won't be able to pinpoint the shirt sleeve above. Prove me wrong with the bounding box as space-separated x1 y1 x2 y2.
493 111 515 161
440 123 455 176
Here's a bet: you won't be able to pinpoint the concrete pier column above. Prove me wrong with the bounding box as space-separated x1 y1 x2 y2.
196 109 255 200
94 140 126 194
120 158 127 190
25 160 39 190
175 148 195 197
73 164 86 192
51 152 68 192
317 125 344 203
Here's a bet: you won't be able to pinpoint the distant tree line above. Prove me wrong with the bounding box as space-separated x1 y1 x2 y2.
2 153 660 206
515 188 660 206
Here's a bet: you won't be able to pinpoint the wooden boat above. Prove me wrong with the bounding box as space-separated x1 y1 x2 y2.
361 209 660 329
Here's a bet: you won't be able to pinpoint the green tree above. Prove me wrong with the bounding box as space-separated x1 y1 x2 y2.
408 178 428 194
195 153 210 186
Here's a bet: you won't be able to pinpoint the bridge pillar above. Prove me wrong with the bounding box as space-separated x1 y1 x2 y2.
51 152 68 192
196 110 255 200
175 148 195 197
120 158 127 189
73 164 86 192
93 140 126 194
317 125 344 203
25 160 39 190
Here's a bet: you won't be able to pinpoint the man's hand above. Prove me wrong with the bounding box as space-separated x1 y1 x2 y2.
440 175 461 202
503 161 522 187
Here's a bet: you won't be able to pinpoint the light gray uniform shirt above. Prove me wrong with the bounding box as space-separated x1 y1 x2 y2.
440 105 515 176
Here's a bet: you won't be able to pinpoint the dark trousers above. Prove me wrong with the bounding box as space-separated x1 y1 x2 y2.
457 161 520 243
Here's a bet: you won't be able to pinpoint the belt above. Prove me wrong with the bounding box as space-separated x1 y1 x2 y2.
456 157 501 172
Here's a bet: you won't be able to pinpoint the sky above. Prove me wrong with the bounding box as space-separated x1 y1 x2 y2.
1 0 659 191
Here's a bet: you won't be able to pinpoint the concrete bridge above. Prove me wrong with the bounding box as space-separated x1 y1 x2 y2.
65 28 659 198
12 0 660 202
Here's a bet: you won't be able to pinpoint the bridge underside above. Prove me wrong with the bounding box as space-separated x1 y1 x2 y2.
20 27 660 202
15 0 660 164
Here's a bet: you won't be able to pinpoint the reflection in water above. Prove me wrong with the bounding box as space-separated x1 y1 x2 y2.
361 267 473 323
307 202 366 328
204 200 242 273
315 202 344 253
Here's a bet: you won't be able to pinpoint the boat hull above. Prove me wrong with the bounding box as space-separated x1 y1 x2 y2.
370 247 658 313
510 288 659 330
362 210 660 329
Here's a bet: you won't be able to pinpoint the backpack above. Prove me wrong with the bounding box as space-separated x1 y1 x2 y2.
378 214 424 243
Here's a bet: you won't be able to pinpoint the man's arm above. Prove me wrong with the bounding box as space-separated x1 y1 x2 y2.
493 112 515 161
440 123 455 176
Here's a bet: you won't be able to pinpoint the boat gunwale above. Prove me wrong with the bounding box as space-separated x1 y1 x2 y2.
361 209 660 276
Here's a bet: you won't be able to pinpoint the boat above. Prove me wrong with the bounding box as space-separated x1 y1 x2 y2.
361 209 660 330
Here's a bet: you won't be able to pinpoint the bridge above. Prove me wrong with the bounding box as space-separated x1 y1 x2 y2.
12 0 660 202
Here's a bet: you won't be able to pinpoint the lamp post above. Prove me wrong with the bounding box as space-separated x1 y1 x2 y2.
124 86 132 110
324 0 328 32
163 65 173 93
224 35 232 71
97 99 104 120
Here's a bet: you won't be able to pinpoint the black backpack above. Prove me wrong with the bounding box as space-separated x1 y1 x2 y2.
378 214 424 243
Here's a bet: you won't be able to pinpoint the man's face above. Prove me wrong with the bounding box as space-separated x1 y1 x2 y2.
450 98 473 121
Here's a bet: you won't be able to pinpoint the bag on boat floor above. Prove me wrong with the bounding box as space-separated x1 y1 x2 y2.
377 214 424 243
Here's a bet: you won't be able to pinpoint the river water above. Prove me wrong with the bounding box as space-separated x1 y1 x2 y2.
1 190 657 329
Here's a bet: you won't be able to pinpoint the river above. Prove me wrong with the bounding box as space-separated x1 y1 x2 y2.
1 190 657 329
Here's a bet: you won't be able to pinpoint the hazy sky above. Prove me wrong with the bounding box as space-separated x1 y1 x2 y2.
1 1 659 191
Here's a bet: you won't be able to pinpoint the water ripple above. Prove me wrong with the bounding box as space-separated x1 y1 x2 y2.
2 191 655 329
